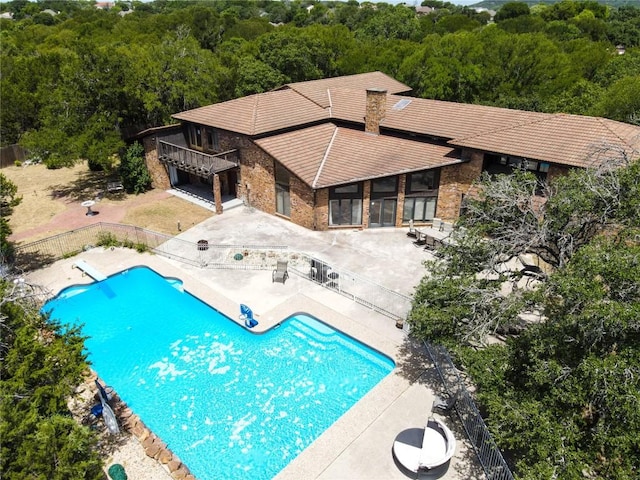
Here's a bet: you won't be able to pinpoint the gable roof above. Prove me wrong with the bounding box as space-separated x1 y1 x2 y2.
172 89 327 136
281 71 411 109
255 123 461 189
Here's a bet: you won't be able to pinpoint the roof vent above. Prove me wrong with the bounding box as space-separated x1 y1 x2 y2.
392 99 411 111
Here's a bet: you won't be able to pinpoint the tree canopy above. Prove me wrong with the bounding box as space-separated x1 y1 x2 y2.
0 0 638 168
0 279 103 479
408 156 640 478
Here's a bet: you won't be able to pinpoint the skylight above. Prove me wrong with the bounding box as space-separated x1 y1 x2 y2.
392 99 412 111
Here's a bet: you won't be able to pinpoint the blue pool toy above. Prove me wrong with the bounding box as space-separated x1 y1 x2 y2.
240 304 258 328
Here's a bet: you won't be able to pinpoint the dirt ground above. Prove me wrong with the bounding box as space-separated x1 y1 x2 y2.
4 162 212 244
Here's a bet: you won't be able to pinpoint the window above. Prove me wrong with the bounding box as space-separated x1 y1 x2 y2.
275 163 290 217
403 197 436 222
206 129 219 151
407 170 438 193
403 170 439 222
330 199 363 225
371 177 398 195
483 153 549 180
329 182 363 226
188 125 202 149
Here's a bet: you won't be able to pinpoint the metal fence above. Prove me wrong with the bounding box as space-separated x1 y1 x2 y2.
424 342 515 480
13 222 412 321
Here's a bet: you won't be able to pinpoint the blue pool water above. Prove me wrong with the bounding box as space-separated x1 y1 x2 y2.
43 266 394 480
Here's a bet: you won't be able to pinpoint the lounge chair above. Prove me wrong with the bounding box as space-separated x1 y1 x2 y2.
392 417 456 474
95 380 119 435
272 260 289 284
240 304 258 328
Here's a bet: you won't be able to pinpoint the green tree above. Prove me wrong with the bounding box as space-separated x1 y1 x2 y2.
399 32 484 103
408 158 640 479
232 56 287 97
482 240 640 479
119 141 151 194
494 1 530 23
434 14 481 35
256 28 329 82
593 75 640 124
0 173 22 265
0 280 103 479
355 4 421 41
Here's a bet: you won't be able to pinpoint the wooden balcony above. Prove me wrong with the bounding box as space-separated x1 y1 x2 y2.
158 141 239 176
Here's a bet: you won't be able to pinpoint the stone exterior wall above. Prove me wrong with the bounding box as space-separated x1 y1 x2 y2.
216 128 245 153
143 122 579 231
396 174 407 227
238 142 276 213
362 181 371 227
315 188 329 230
436 151 483 221
289 175 315 229
142 136 171 190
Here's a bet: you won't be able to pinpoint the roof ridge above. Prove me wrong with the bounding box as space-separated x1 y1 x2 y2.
251 95 260 136
595 116 639 154
313 125 338 189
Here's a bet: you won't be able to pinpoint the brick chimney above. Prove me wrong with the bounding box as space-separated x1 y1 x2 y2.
365 88 387 135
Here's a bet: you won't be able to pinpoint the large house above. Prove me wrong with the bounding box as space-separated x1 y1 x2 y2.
140 72 640 231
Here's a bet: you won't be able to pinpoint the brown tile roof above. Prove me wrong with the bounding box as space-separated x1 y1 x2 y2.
329 89 640 167
255 123 461 189
172 73 640 171
281 71 411 108
329 89 546 139
449 114 640 168
172 89 327 135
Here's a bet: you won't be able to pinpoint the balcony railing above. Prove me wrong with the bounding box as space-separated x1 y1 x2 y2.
158 141 239 176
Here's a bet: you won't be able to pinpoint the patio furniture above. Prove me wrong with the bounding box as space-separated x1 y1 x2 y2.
407 219 417 238
272 260 289 284
413 229 426 247
310 260 329 284
81 200 98 216
95 380 119 435
107 181 124 194
393 417 456 474
423 234 437 251
240 304 258 328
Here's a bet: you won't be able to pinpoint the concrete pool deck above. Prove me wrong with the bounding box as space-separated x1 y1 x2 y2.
26 206 484 480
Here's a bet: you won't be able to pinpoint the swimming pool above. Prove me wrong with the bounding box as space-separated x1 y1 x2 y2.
43 266 394 480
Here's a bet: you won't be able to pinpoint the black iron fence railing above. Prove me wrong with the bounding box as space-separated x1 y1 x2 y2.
424 342 515 480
